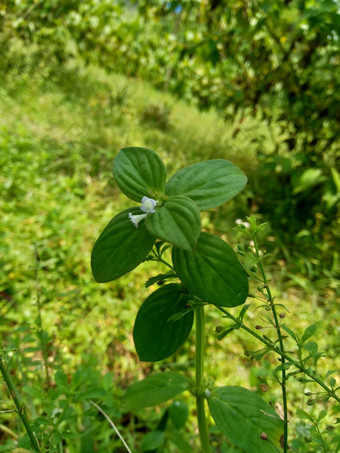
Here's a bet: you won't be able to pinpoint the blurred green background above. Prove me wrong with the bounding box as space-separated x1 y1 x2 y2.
0 1 339 452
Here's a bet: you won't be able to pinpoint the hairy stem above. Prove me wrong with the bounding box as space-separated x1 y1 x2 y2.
195 303 212 453
0 356 40 451
253 234 288 452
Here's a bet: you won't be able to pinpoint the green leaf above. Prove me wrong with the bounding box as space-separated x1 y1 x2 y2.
113 147 167 202
169 401 189 429
238 304 251 321
208 386 283 453
122 372 189 411
54 370 68 388
172 430 192 452
293 168 325 194
145 196 201 251
281 325 299 343
145 271 177 288
22 385 43 399
172 232 248 307
49 429 62 446
303 341 318 355
301 324 317 343
296 409 312 420
91 207 155 282
330 377 336 388
325 369 338 379
74 387 106 401
317 410 327 422
165 160 247 210
133 284 194 361
142 431 165 451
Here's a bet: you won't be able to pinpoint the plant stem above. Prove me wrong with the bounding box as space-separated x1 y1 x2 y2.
34 244 51 388
253 235 289 452
90 400 132 453
0 356 40 452
195 303 212 453
0 422 18 439
216 306 340 404
314 420 327 452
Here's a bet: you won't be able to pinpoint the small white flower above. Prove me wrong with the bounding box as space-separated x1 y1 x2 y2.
235 218 250 228
129 212 147 228
141 196 157 213
128 196 158 228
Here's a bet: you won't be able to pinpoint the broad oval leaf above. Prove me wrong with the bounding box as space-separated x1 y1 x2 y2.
133 284 194 361
91 207 155 283
165 159 247 211
145 195 201 251
113 147 167 202
122 371 189 411
208 386 283 453
169 401 189 429
172 232 248 307
141 431 165 451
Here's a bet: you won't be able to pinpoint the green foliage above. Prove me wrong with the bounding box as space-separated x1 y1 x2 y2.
133 284 194 362
0 33 339 452
165 160 247 211
91 207 155 282
113 147 167 202
122 372 189 411
146 195 201 251
2 0 338 277
172 232 249 307
208 386 283 453
92 148 248 367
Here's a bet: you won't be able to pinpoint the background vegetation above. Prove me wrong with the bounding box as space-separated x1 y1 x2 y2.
0 1 339 452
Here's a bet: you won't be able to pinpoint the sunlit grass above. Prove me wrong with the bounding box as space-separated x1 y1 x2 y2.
1 51 338 451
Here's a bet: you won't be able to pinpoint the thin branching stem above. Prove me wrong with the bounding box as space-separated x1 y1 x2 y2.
90 400 132 453
215 306 340 404
0 356 40 451
252 234 289 452
150 248 175 271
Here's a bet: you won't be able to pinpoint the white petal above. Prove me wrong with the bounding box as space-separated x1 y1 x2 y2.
141 196 157 213
128 212 147 228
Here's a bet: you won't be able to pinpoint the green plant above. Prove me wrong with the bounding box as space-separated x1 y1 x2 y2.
91 147 277 452
92 147 339 452
1 50 338 451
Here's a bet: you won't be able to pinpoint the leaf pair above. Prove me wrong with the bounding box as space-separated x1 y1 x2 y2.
123 373 283 453
113 147 247 211
92 147 247 282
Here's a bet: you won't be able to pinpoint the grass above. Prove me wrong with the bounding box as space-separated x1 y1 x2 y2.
0 48 339 452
